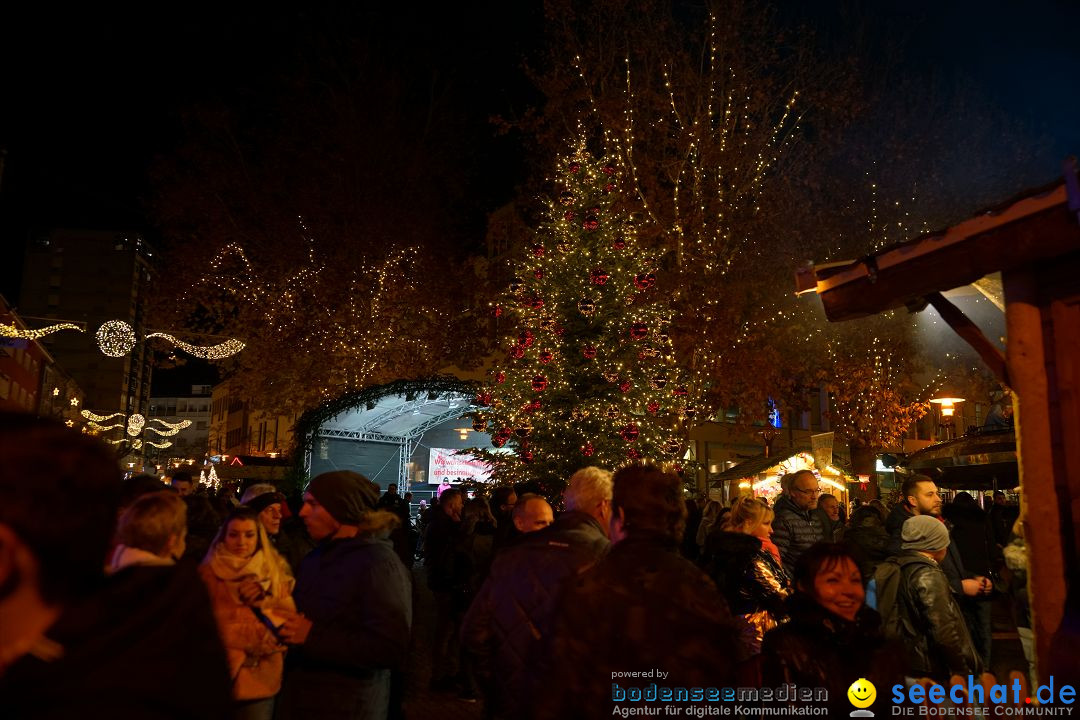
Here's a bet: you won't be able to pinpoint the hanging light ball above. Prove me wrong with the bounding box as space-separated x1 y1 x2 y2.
582 442 595 457
629 323 649 341
531 375 549 392
590 268 610 285
126 413 146 437
634 273 657 290
650 375 668 390
495 371 506 384
538 350 554 364
520 449 535 463
582 345 597 360
96 320 137 357
620 423 640 442
577 298 596 316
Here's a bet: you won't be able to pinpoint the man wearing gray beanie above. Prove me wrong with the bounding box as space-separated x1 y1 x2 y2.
874 513 981 682
276 471 412 720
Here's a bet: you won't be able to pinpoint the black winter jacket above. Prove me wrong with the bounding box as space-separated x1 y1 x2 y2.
761 595 904 718
461 511 609 719
532 531 737 720
772 494 826 574
885 503 970 595
844 506 891 578
880 551 981 681
278 535 412 719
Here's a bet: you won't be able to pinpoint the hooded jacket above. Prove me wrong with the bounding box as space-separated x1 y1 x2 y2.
461 510 610 719
771 494 826 574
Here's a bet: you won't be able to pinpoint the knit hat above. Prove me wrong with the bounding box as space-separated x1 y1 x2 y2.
901 514 950 552
244 490 286 514
306 471 379 525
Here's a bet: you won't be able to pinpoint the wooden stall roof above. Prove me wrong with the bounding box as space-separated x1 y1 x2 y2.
796 180 1080 321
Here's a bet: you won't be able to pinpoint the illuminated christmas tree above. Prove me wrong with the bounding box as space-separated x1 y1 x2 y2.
473 145 695 495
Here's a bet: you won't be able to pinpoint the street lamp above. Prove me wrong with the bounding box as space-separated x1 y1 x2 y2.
929 395 966 440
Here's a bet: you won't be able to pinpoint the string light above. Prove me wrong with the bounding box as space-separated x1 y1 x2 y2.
0 321 83 340
145 440 173 449
149 418 192 430
82 410 123 422
96 320 137 357
145 333 245 360
126 414 146 437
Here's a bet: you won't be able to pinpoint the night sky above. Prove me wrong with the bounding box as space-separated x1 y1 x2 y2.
2 1 1078 323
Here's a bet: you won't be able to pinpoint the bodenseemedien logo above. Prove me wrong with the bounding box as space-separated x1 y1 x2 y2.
848 678 876 717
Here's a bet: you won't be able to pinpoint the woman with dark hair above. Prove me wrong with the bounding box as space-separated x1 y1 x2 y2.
761 543 903 717
200 506 296 720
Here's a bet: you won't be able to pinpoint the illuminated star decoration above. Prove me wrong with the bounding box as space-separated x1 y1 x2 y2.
0 321 84 340
93 320 244 360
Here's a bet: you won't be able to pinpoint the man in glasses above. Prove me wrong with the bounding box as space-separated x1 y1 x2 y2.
772 469 826 574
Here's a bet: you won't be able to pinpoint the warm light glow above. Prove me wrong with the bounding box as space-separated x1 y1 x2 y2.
1 321 83 340
82 410 123 422
126 414 146 437
145 332 245 360
96 320 137 357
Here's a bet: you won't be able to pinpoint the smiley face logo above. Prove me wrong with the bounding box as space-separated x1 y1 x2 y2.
847 678 876 709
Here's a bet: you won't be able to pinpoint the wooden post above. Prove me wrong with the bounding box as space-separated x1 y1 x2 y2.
1003 264 1079 682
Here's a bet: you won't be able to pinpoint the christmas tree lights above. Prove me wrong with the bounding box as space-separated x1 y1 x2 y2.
473 146 697 495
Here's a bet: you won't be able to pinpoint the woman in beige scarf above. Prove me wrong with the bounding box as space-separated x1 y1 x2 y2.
200 505 296 720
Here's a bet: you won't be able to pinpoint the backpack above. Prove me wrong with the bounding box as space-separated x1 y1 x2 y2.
870 555 924 639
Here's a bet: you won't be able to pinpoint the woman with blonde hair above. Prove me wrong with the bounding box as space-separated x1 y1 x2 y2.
701 496 791 660
200 505 296 720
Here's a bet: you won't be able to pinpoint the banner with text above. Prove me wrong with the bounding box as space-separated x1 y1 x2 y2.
428 447 493 485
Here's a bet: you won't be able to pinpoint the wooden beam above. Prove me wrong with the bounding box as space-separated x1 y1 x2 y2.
926 292 1009 386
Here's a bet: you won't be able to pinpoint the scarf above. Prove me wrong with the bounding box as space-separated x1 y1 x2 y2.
760 536 782 566
207 544 275 605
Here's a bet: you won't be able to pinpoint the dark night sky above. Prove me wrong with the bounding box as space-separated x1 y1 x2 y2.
2 1 1078 303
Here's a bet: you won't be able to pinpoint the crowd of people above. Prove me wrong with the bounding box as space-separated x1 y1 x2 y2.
0 413 1035 719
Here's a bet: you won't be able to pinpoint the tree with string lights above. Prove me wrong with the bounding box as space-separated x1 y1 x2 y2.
472 144 696 495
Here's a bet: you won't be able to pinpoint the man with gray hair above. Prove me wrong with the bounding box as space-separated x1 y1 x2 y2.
461 467 613 719
772 469 826 574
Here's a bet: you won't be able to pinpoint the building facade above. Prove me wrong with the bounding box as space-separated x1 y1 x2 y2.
209 378 296 459
18 229 154 418
148 384 213 461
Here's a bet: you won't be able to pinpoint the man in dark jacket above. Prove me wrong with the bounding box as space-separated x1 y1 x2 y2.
461 466 613 719
879 515 981 681
0 414 232 718
943 492 998 669
772 470 826 574
886 475 990 601
424 488 470 693
533 465 737 720
277 471 412 720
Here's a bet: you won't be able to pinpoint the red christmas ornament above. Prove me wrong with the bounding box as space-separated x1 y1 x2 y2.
629 323 649 340
626 448 642 460
569 161 581 173
539 350 553 364
520 450 535 463
475 392 493 406
583 215 599 231
650 375 668 390
519 330 535 347
529 399 542 412
647 401 660 415
672 386 688 397
619 380 632 393
590 268 610 285
612 237 627 250
564 210 575 221
633 273 657 290
604 182 615 193
581 442 595 457
534 269 545 280
495 371 506 384
491 434 508 448
582 345 597 359
509 345 525 359
494 305 503 317
531 375 549 392
554 326 565 336
620 423 640 442
533 244 545 257
530 297 545 309
602 164 616 175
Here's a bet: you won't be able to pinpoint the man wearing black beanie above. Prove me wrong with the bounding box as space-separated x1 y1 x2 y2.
276 471 412 720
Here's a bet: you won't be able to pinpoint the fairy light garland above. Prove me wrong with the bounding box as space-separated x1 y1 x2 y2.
96 320 137 357
149 418 192 430
82 410 123 422
126 414 146 437
1 322 83 340
145 333 245 360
